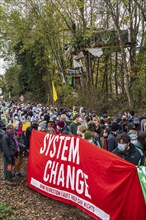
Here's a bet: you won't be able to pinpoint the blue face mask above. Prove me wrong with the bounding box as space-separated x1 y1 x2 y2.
118 144 126 151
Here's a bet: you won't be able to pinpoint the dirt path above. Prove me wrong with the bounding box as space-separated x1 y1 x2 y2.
0 151 93 220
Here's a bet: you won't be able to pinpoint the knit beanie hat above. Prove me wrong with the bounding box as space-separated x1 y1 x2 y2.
84 131 92 140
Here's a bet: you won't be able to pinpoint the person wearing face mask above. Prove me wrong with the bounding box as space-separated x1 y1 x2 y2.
129 133 145 165
112 133 143 166
100 127 110 150
133 117 141 132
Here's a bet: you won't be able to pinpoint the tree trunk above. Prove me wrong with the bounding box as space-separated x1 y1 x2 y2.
115 52 118 95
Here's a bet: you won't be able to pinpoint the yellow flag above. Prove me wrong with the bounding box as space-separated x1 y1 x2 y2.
52 81 58 102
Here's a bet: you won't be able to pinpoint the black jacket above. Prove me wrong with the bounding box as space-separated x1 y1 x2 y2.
26 124 38 148
2 132 17 163
107 132 118 152
112 143 143 166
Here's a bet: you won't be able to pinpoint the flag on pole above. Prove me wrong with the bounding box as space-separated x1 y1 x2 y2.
52 81 58 102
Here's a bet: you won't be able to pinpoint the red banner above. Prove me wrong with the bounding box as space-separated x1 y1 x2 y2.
27 130 146 220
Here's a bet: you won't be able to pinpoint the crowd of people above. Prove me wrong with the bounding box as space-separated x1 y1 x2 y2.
0 101 146 186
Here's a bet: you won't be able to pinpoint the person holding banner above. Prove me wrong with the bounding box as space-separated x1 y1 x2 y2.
112 133 144 166
25 117 38 149
129 133 145 165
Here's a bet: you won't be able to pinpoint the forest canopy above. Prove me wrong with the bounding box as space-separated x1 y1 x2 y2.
0 0 146 113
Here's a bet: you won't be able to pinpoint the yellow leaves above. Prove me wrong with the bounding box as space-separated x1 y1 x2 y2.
122 14 132 25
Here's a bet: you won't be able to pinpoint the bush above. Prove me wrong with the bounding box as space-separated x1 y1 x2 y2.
0 203 16 220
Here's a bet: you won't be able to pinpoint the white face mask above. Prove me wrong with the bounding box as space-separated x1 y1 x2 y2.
118 144 126 151
103 133 108 138
131 140 138 146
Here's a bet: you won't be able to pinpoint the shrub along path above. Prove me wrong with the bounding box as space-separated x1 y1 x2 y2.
0 151 93 220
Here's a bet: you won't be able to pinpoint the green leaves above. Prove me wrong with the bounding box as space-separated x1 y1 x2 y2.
0 203 16 219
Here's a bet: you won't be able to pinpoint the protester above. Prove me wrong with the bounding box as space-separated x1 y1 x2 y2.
0 120 6 151
120 121 128 133
59 114 70 132
92 116 102 135
133 117 141 131
84 131 94 144
77 125 87 138
118 114 128 129
128 133 145 165
14 131 26 177
112 133 143 166
87 122 101 146
69 114 81 135
25 117 38 149
128 110 135 122
38 120 47 132
56 120 70 134
1 124 18 185
72 106 77 117
107 122 119 152
100 127 110 150
127 122 135 132
140 118 146 132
